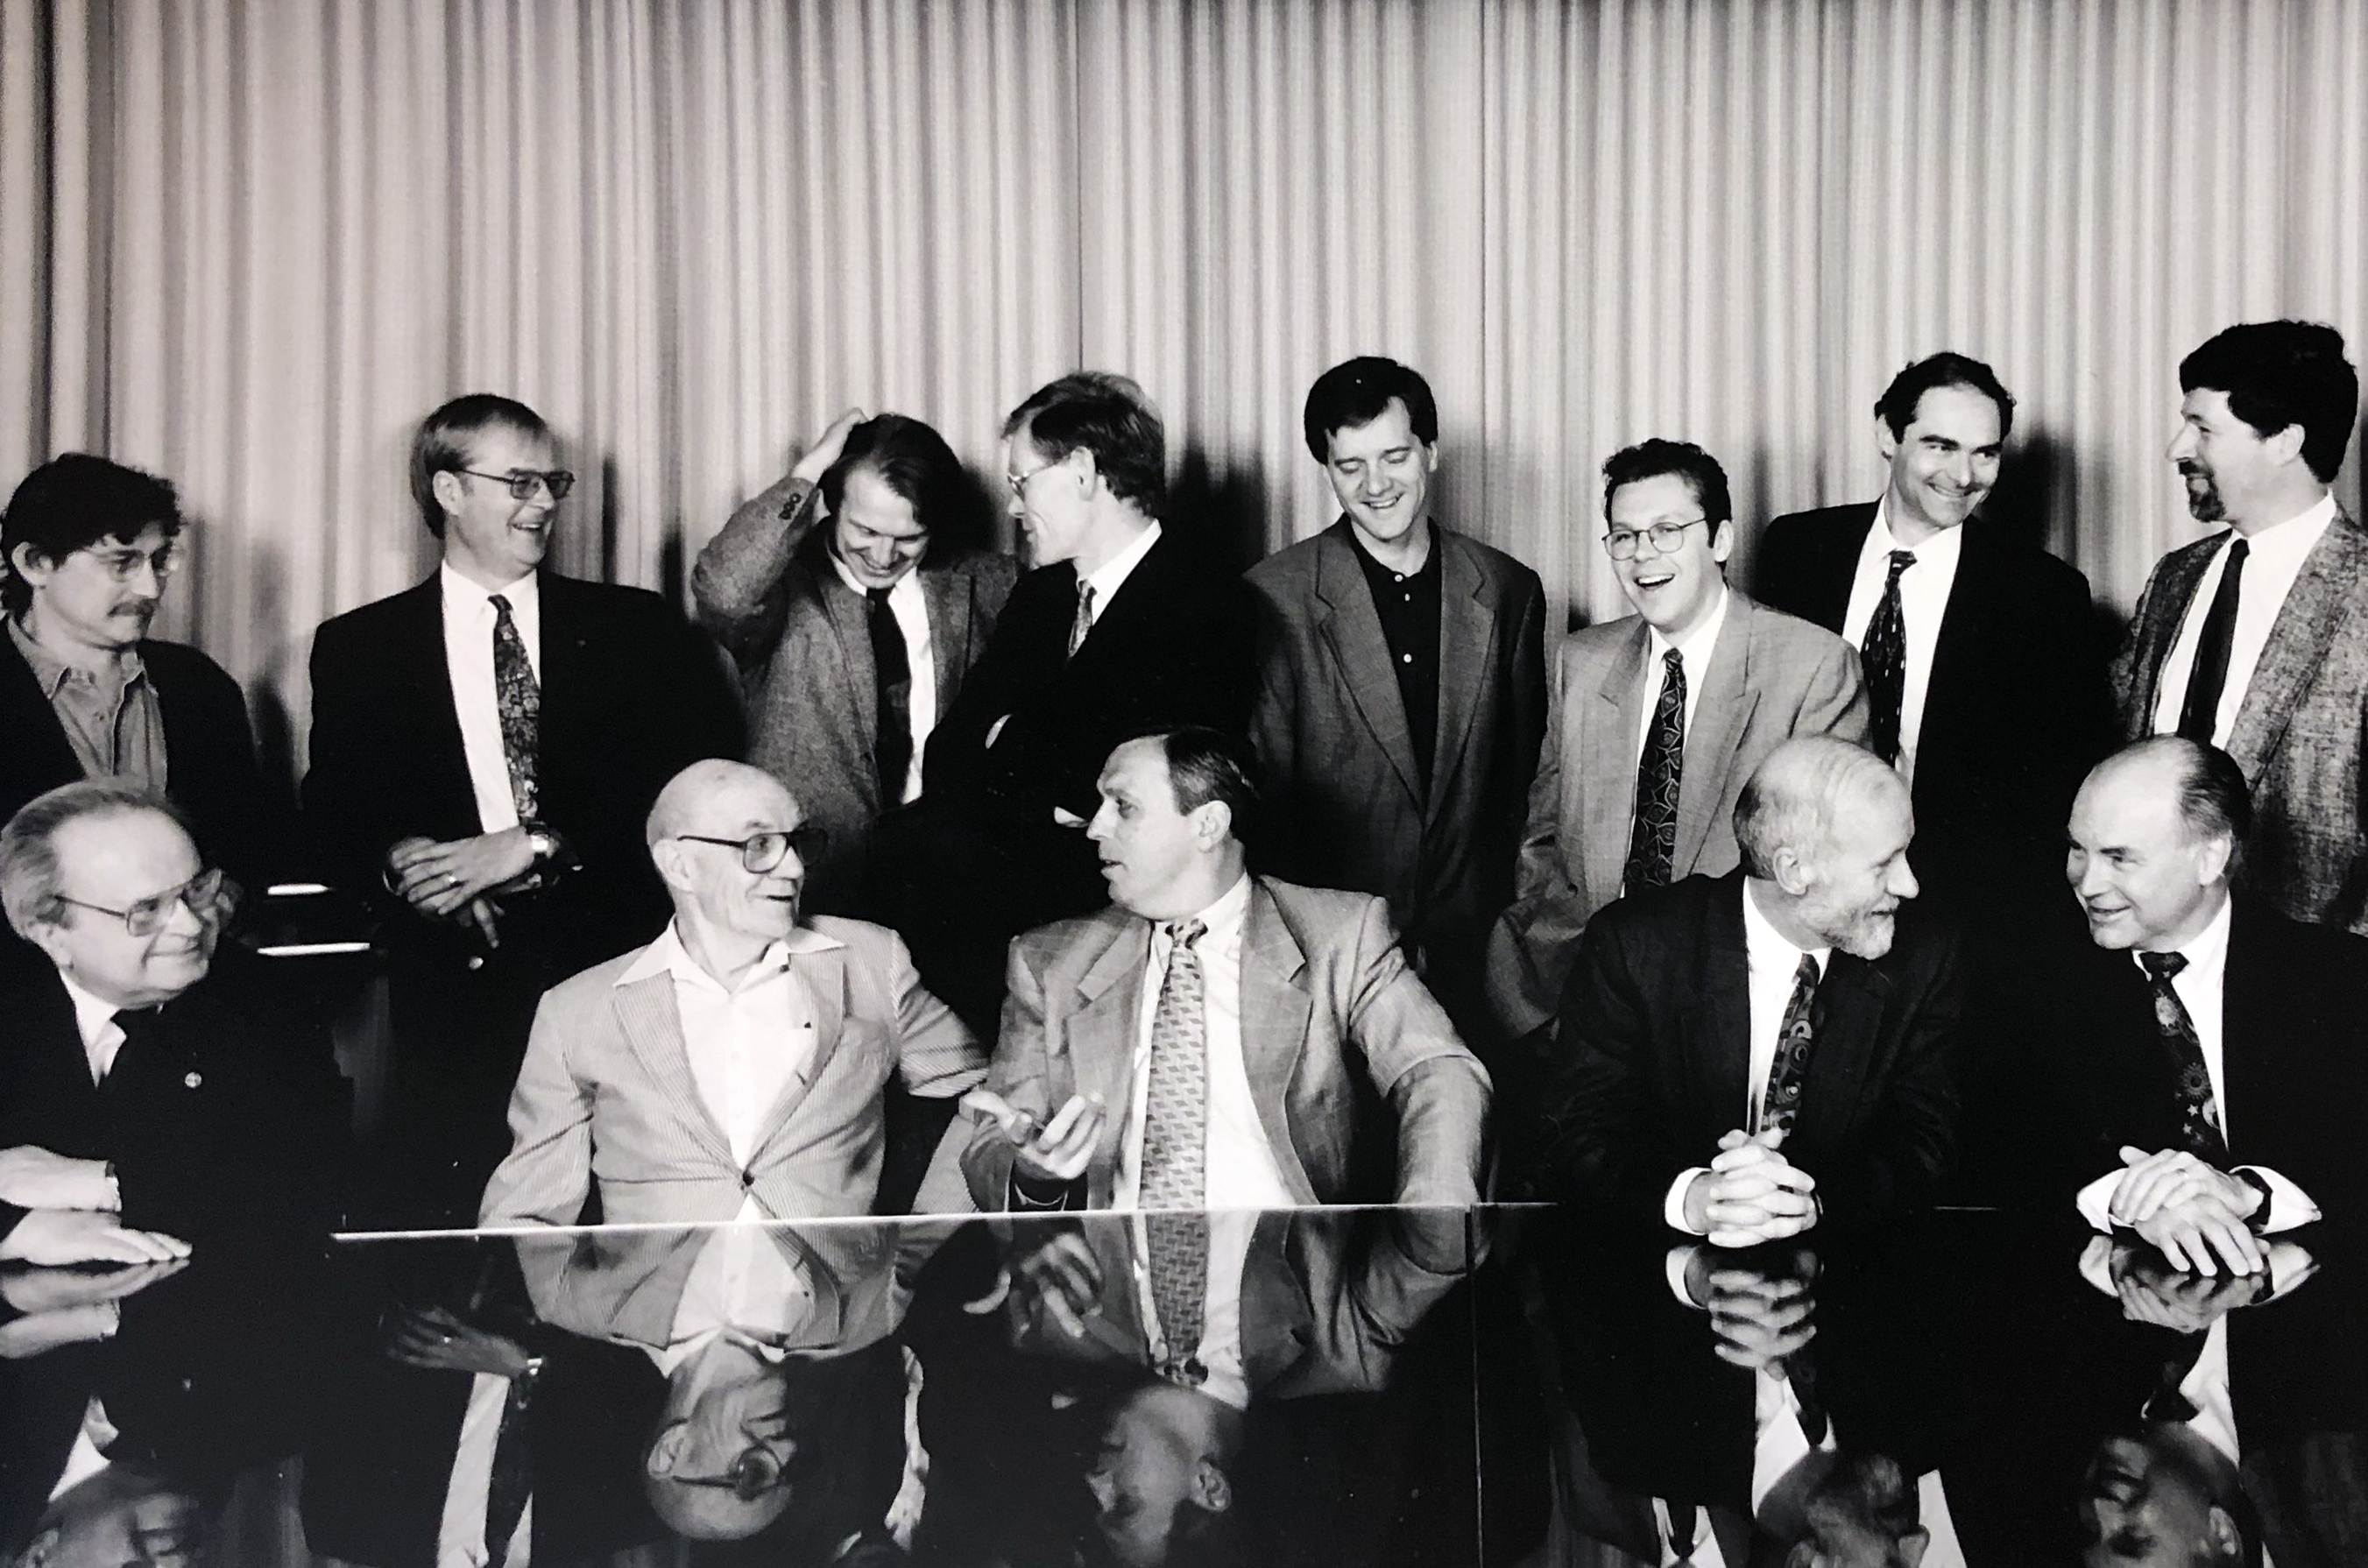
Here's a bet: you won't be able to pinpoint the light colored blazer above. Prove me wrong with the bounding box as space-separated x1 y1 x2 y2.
2112 508 2368 936
693 478 1018 912
1483 590 1868 1039
478 916 986 1227
959 877 1491 1211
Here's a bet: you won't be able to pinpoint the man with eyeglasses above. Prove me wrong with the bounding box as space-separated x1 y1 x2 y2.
1484 440 1866 1074
0 454 271 917
0 780 349 1265
305 393 741 1227
479 759 985 1227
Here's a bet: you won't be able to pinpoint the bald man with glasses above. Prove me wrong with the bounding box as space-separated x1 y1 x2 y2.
478 759 986 1227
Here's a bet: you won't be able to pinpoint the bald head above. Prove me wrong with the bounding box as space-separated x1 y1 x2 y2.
647 759 795 847
2067 738 2246 951
646 760 808 958
1735 738 1919 959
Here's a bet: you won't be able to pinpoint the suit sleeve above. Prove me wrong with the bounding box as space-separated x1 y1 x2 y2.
1533 910 1675 1225
300 622 391 895
1483 641 1584 1040
959 939 1066 1211
477 991 597 1227
691 476 820 667
1795 633 1870 746
1505 574 1550 813
1340 899 1491 1207
1813 933 1965 1227
886 930 988 1100
1246 587 1307 879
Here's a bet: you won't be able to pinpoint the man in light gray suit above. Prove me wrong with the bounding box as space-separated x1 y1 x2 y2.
1483 440 1868 1046
694 410 1018 915
479 759 986 1227
2112 320 2368 936
1247 357 1547 1036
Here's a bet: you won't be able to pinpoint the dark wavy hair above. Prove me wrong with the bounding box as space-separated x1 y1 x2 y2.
2 454 184 615
2180 321 2358 484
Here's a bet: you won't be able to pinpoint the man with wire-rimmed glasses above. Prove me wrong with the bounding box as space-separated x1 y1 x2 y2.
0 779 350 1264
480 759 984 1228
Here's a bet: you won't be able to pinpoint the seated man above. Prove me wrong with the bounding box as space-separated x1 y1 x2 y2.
1533 736 1961 1240
0 780 349 1264
2053 736 2368 1275
478 759 987 1227
961 726 1490 1212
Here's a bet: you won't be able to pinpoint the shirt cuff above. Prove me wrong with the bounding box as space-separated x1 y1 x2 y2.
2075 1169 2119 1233
1665 1246 1707 1307
2236 1165 2322 1233
1665 1169 1710 1235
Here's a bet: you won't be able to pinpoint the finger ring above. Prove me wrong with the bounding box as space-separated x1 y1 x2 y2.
444 873 457 887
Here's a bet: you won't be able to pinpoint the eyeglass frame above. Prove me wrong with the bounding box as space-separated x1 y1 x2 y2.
1601 516 1714 561
1004 457 1066 498
74 540 187 583
672 828 828 874
55 866 230 937
453 466 577 503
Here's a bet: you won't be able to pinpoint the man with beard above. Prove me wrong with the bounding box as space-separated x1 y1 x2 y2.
2113 321 2367 936
1531 736 1962 1242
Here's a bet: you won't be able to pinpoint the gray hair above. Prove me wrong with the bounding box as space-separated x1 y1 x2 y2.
1732 736 1892 879
0 779 192 939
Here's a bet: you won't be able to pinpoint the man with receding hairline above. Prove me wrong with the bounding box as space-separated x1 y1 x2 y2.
1533 736 1962 1238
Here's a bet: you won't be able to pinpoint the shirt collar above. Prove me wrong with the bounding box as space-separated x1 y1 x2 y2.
1158 870 1253 945
1646 584 1731 667
1741 878 1833 978
1080 521 1163 608
438 560 539 614
57 971 131 1053
2229 491 2338 568
8 615 145 695
618 917 844 992
1343 517 1438 579
1867 496 1967 572
2131 890 2233 979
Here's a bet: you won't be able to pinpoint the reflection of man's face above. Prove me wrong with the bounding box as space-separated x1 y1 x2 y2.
645 1338 801 1541
1085 1385 1229 1568
2078 1432 2244 1567
16 1463 204 1568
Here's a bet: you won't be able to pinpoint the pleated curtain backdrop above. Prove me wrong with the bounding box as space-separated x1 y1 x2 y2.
4 0 2365 779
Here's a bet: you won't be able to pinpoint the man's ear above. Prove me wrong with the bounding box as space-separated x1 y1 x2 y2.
1770 845 1814 898
1191 1457 1233 1515
429 468 467 521
8 540 56 589
25 916 74 974
1193 801 1233 851
2205 1504 2244 1564
649 840 691 893
1875 416 1902 463
2263 420 2308 471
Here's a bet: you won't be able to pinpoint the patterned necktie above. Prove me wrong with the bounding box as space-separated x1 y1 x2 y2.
2178 538 2248 744
1860 550 1915 764
866 586 915 802
1625 648 1686 892
1142 919 1208 1374
1067 579 1096 660
2137 950 2229 1162
1759 954 1821 1135
488 593 540 820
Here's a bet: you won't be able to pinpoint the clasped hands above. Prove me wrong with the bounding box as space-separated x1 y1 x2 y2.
2105 1145 2265 1278
1682 1127 1819 1249
1680 1246 1820 1372
0 1256 187 1360
0 1146 188 1267
2105 1241 2273 1335
385 829 541 948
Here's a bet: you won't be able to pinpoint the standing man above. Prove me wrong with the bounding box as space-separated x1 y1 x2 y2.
2114 321 2367 935
1756 352 2110 920
694 409 1018 915
0 455 270 902
1246 357 1546 1034
304 394 741 1225
1483 440 1866 1049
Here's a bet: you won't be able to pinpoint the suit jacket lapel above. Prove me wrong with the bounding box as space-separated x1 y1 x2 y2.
1692 882 1754 1138
1430 533 1495 824
1241 883 1319 1204
750 944 852 1155
2225 512 2366 777
404 580 480 830
1920 525 1990 752
1583 625 1651 898
921 570 971 723
816 572 881 755
1676 597 1758 872
2129 541 2217 731
1313 531 1424 805
1071 918 1150 1209
611 973 738 1167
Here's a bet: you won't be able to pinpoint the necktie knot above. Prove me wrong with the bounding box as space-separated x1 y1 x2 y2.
1885 548 1915 580
1794 951 1822 988
868 585 891 606
1663 646 1684 678
1067 580 1097 658
2138 950 2188 984
489 592 513 619
1166 918 1205 952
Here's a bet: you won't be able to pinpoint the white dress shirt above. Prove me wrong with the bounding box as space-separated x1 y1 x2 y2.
617 920 845 1220
1664 882 1831 1233
827 552 937 805
1126 1206 1261 1411
60 971 128 1083
440 562 543 834
1078 521 1163 632
1839 498 1964 786
2148 492 2339 745
1633 587 1731 766
2075 896 2318 1233
1115 872 1296 1211
653 1226 827 1374
436 1374 534 1568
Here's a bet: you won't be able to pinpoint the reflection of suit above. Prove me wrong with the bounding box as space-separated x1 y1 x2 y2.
1485 591 1867 1041
1536 871 1962 1229
693 484 1018 913
1247 520 1546 1031
478 917 985 1226
959 877 1490 1211
2112 510 2368 935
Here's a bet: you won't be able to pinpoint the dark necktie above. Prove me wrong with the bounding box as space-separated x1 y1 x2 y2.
2178 538 2248 743
866 586 915 803
2137 950 2229 1162
488 594 540 819
2141 1344 2206 1424
1625 648 1686 891
1859 549 1915 764
482 1374 536 1568
1142 919 1208 1377
1067 579 1096 660
1760 954 1821 1135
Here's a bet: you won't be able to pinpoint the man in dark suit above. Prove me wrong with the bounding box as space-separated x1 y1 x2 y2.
1246 357 1546 1036
875 373 1257 1035
303 393 740 1225
694 408 1018 915
1755 351 2110 922
2112 321 2367 936
0 455 269 904
2046 737 2368 1277
1534 735 1961 1237
0 780 348 1265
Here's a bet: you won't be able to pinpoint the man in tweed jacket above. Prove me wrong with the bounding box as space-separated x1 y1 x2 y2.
2113 321 2368 935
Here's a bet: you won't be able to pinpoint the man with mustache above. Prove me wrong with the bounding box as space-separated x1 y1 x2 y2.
2113 321 2368 936
1530 736 1962 1243
0 456 269 909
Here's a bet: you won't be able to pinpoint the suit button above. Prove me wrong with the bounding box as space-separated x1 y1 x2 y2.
466 955 485 971
183 1071 202 1090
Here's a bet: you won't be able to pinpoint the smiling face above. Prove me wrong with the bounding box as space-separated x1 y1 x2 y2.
2067 753 2230 953
1321 397 1437 553
1608 470 1734 638
11 521 178 658
1879 384 2004 541
2166 387 2293 528
660 771 807 946
829 464 930 590
434 422 560 588
32 808 217 1008
1792 769 1919 959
